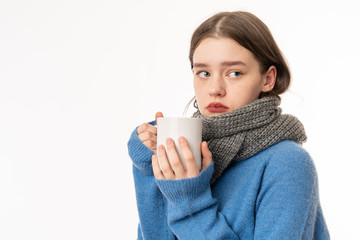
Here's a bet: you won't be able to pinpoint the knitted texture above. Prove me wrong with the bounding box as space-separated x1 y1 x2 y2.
129 140 330 239
192 96 307 184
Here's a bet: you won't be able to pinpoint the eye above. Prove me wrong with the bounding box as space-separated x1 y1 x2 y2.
196 71 211 78
228 71 242 78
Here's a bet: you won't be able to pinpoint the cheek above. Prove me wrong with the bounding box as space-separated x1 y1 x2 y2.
233 82 263 102
193 82 207 107
193 80 202 98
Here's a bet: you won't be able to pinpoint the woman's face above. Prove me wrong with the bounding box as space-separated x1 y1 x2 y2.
192 37 275 117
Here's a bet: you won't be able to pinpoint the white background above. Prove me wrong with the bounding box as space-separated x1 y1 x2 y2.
1 0 359 239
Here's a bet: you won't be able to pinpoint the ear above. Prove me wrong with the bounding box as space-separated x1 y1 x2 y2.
261 66 277 92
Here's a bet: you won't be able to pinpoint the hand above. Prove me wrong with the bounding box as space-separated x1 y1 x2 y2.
152 137 212 180
137 112 164 154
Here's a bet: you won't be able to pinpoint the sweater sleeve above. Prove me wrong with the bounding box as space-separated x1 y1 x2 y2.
127 120 156 176
127 121 175 240
155 163 240 240
254 144 330 239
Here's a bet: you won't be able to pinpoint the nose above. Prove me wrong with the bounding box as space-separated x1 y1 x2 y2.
208 77 225 97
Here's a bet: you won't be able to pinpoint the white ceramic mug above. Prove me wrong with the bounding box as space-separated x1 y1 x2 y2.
157 117 202 170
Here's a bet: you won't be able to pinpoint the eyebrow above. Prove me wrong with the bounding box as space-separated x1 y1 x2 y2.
193 61 247 68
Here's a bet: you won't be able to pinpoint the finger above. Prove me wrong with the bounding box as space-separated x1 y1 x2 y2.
201 141 212 172
138 131 157 144
138 132 157 153
178 136 199 178
157 144 175 180
165 138 186 179
142 140 156 154
152 155 164 180
137 123 158 135
155 112 164 125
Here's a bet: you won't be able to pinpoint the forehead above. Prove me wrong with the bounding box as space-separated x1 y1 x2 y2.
193 37 257 66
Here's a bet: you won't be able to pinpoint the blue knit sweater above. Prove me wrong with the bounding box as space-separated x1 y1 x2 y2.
127 121 330 239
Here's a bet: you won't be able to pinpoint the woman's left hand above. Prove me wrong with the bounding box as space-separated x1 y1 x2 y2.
152 137 212 180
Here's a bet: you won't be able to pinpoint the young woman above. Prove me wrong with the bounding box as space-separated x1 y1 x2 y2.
128 11 330 239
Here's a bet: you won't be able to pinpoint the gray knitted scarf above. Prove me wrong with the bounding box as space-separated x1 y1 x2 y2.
192 96 307 184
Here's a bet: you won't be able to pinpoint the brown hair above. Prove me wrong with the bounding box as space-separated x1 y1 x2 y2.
189 11 291 100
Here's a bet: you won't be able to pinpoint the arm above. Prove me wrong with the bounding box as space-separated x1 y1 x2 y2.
254 144 330 239
156 163 240 240
127 121 174 240
153 137 240 239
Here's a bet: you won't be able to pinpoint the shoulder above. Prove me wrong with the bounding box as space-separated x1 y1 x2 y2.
265 140 310 158
253 141 325 239
255 141 319 210
264 140 313 167
260 140 317 187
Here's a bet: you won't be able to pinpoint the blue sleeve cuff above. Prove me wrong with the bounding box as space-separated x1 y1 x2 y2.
155 163 215 218
156 163 214 200
127 120 156 175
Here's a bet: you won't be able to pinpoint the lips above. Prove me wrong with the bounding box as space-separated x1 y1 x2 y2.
206 102 229 113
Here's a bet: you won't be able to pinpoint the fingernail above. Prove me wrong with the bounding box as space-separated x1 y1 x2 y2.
179 136 185 142
166 138 172 144
158 145 164 151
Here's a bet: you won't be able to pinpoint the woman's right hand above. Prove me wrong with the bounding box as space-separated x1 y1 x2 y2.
137 112 164 154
